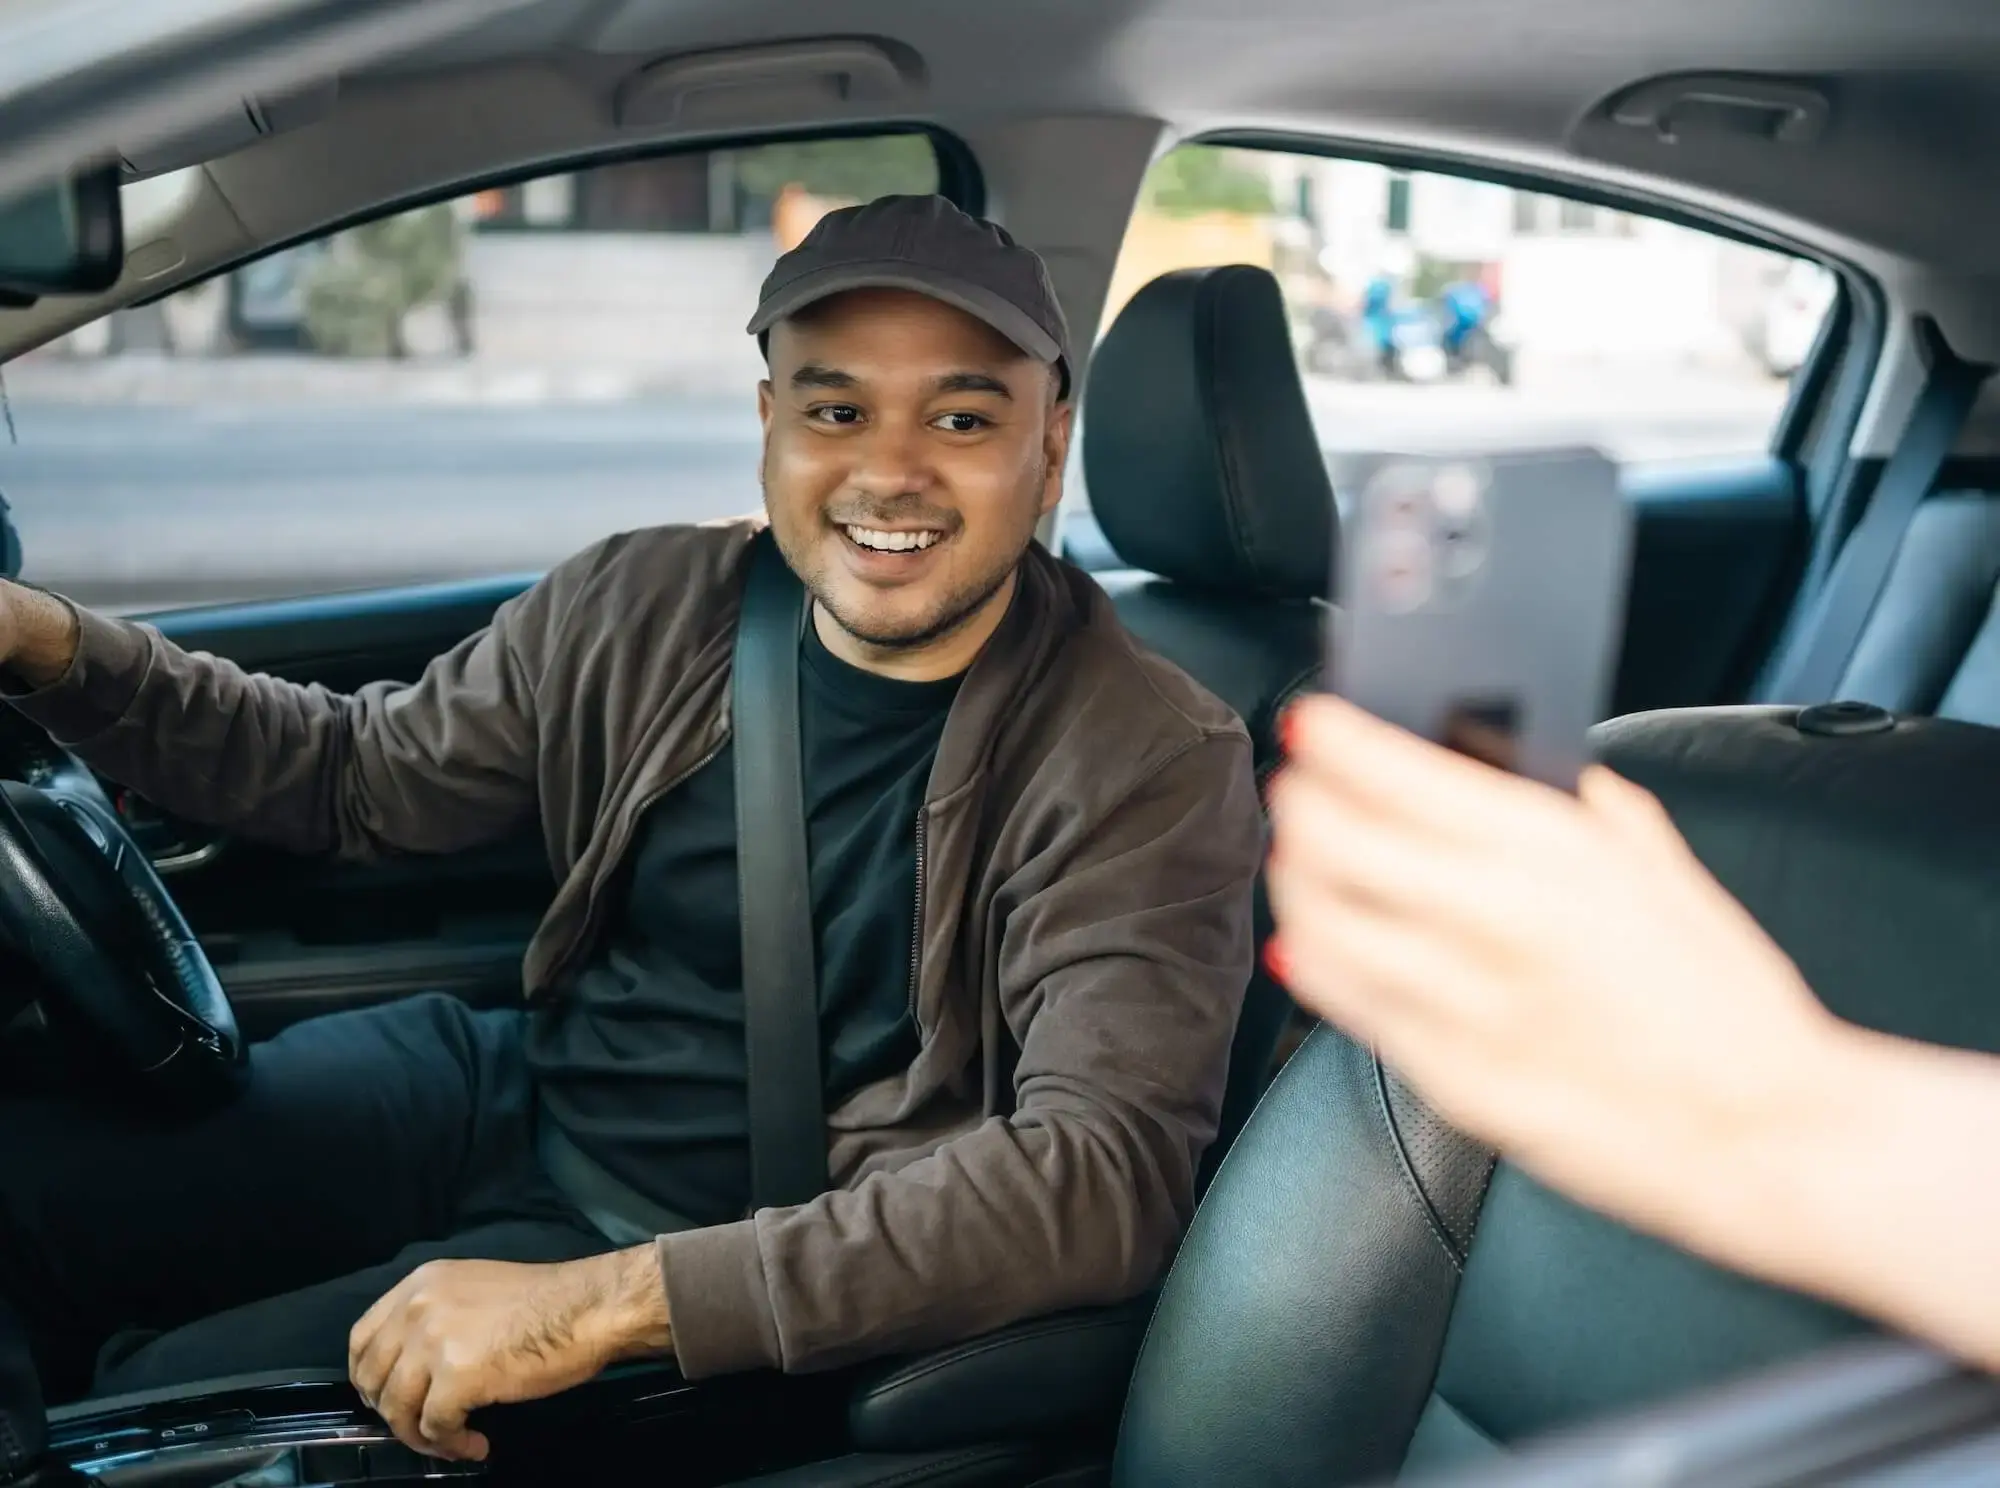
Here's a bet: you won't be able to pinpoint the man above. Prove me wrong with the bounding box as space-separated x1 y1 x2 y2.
0 195 1260 1468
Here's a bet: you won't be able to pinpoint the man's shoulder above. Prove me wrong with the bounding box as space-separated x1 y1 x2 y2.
538 518 760 622
565 518 761 594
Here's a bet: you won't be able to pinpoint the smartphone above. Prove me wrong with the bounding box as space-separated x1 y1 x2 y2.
1328 445 1633 791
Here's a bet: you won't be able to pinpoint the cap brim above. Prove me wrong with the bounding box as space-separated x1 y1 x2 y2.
746 259 1065 368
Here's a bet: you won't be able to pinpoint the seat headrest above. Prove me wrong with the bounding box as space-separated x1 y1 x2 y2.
1082 266 1335 599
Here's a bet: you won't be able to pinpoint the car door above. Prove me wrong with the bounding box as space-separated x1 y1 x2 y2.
1063 146 1861 716
123 581 546 1040
0 131 957 1039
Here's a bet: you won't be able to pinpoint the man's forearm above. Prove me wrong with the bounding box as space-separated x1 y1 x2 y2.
0 582 81 690
1670 1026 2000 1371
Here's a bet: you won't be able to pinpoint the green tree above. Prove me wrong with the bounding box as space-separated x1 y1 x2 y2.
729 135 937 204
1142 147 1275 218
301 203 467 358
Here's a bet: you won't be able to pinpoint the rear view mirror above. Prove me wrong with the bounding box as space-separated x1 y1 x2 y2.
0 165 123 299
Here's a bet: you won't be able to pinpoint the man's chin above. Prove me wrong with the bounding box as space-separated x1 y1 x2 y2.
817 594 949 653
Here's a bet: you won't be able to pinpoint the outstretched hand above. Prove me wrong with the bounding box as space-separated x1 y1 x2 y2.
1264 695 1853 1244
349 1246 672 1461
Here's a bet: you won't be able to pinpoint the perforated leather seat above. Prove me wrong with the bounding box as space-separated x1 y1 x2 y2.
1113 704 2000 1485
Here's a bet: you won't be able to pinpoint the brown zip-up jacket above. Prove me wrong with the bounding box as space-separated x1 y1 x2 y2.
10 520 1261 1379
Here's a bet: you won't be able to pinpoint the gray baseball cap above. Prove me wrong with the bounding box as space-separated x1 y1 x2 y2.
747 194 1072 397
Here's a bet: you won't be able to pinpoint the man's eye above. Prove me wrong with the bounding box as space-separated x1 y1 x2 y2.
934 412 989 434
809 405 863 426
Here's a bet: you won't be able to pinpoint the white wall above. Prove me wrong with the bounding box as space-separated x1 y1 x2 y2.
464 230 776 390
1497 230 1739 365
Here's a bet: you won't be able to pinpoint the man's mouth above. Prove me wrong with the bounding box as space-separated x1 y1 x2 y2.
841 524 946 554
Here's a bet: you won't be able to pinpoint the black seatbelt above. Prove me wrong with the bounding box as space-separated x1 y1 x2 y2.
732 530 829 1210
1773 317 1994 704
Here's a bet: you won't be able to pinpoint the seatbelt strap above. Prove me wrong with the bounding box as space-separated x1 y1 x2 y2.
1772 317 1993 704
535 1115 700 1246
732 529 829 1210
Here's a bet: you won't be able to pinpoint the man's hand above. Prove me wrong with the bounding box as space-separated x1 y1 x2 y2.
1265 695 1858 1245
0 579 82 689
348 1246 673 1462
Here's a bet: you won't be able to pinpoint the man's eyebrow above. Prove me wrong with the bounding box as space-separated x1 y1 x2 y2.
790 364 858 391
931 371 1014 400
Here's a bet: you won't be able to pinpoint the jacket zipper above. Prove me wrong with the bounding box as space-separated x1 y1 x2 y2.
907 807 927 1024
542 737 727 991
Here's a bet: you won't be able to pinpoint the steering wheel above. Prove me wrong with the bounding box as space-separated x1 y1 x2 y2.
0 726 244 1110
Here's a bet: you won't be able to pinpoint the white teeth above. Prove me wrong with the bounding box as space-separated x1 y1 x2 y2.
845 525 941 553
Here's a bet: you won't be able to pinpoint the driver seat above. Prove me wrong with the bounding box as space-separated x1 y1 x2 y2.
1113 703 2000 1484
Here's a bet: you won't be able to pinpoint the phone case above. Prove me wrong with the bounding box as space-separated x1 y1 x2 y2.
1329 445 1633 791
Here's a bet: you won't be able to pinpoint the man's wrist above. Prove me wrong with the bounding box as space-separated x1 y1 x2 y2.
1 583 82 691
578 1244 674 1366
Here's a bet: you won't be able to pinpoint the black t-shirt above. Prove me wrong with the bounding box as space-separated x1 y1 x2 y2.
524 620 959 1226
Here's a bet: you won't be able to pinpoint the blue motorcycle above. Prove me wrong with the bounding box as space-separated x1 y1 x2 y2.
1304 276 1513 385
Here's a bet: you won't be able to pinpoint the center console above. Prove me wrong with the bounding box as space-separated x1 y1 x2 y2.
45 1364 850 1487
39 1298 1152 1487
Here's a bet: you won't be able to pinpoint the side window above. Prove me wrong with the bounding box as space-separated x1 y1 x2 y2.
3 134 940 614
1099 146 1838 470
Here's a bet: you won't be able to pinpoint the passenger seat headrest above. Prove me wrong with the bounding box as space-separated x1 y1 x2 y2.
1083 265 1336 600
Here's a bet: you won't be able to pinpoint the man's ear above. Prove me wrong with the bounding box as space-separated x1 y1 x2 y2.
756 380 775 488
1039 400 1075 517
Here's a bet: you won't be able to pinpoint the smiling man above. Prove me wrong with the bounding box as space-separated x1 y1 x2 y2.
0 195 1259 1468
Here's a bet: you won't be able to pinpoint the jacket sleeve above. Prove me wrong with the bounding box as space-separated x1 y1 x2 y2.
658 729 1261 1378
2 551 600 862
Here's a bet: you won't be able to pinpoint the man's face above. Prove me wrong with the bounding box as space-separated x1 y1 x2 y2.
758 288 1071 658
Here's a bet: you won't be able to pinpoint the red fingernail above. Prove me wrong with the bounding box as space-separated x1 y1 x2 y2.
1279 704 1300 756
1262 936 1291 985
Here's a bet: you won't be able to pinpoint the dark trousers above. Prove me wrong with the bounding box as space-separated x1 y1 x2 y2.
0 994 608 1423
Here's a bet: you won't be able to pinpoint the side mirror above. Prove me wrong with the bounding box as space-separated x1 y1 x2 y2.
0 165 124 300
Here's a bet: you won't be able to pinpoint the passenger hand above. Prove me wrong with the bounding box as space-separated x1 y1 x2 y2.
1264 694 1858 1245
348 1247 673 1461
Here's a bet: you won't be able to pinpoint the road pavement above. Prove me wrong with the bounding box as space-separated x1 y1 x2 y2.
0 361 1788 613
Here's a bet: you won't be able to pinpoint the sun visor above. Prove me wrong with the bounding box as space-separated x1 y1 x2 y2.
119 78 341 179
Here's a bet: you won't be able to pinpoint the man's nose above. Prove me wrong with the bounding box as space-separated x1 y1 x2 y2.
845 417 933 497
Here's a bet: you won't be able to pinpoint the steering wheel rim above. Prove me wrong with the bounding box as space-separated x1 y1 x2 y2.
0 775 244 1109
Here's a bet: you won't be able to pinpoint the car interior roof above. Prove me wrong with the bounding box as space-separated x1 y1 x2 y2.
7 0 2000 417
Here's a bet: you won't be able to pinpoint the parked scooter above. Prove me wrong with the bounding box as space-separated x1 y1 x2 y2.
1435 278 1514 385
1301 280 1512 385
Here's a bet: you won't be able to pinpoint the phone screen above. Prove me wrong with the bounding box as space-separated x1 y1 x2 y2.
1328 447 1633 791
